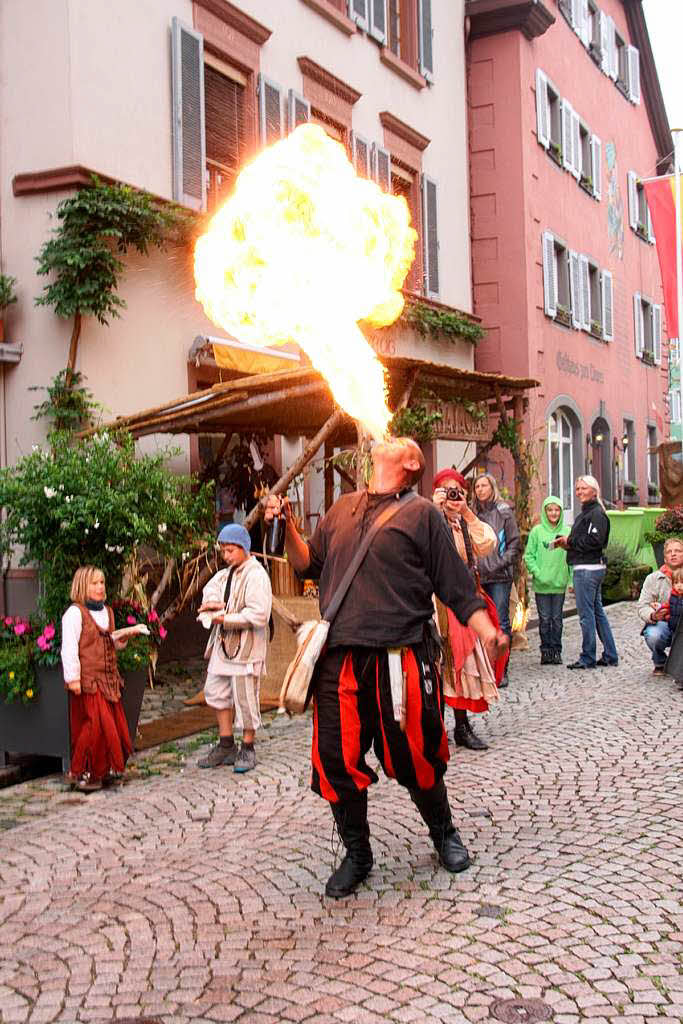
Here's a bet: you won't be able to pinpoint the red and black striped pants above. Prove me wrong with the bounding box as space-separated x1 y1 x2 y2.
310 642 450 804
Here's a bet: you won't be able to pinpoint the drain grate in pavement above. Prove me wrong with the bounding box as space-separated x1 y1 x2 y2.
113 1018 163 1024
490 998 553 1023
474 903 505 919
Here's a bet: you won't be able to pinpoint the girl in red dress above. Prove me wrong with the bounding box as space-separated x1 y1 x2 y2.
60 566 134 791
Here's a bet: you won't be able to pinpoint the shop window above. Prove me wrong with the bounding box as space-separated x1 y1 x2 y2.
633 294 662 365
548 410 574 517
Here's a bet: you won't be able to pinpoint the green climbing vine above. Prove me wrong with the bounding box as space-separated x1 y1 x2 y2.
389 403 442 443
399 299 485 344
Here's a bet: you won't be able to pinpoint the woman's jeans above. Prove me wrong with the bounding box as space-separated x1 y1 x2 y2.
535 592 565 654
573 568 618 666
483 581 513 639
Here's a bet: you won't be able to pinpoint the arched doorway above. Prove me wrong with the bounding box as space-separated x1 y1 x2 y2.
548 409 574 519
589 416 612 503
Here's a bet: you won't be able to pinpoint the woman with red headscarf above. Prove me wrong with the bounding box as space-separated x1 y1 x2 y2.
432 468 507 750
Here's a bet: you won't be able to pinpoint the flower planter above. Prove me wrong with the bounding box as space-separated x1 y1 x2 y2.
0 668 147 773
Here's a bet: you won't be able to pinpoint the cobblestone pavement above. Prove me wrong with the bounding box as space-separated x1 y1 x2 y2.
0 602 681 1024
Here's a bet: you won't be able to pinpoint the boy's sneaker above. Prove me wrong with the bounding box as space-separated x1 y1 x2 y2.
234 744 256 773
198 741 236 768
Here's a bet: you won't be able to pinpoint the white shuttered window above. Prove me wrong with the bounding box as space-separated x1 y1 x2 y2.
418 0 434 81
258 75 283 145
542 231 558 318
288 90 310 132
422 175 439 298
601 270 614 341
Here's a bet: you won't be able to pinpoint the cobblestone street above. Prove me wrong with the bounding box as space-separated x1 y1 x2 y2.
0 602 681 1024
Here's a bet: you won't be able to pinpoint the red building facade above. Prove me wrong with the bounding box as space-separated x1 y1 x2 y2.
467 0 672 517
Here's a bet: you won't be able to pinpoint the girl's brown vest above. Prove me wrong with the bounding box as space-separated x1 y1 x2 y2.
73 604 124 702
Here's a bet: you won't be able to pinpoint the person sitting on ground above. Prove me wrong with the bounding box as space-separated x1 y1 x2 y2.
197 524 272 774
637 537 683 677
432 467 505 751
524 496 571 665
60 566 137 792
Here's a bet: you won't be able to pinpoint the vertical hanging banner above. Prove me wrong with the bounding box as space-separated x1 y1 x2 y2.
643 174 683 338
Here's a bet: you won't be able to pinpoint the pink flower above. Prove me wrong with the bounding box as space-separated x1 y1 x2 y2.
147 609 158 623
126 615 136 625
159 625 167 640
14 622 27 636
4 617 13 626
43 623 55 640
36 636 48 651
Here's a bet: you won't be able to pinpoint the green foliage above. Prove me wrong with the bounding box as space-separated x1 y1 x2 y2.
0 431 214 624
603 544 638 592
30 369 102 434
389 403 442 443
400 300 485 344
35 177 195 324
0 274 17 310
111 598 166 670
644 505 683 546
492 417 520 452
0 639 35 704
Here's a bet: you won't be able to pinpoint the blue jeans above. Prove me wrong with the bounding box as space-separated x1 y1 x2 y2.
573 568 618 666
484 581 513 638
643 621 674 667
535 592 565 653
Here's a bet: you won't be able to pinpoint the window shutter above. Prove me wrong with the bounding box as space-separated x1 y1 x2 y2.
369 0 387 44
418 0 434 81
421 175 439 298
579 255 591 330
607 16 618 80
571 110 582 179
653 304 662 364
633 292 644 356
561 100 573 172
599 11 610 75
372 143 391 191
258 74 283 145
580 0 590 46
570 0 581 34
602 269 614 341
349 0 369 31
569 250 582 328
351 132 371 178
535 69 550 149
627 45 640 104
288 89 310 132
591 135 602 200
627 171 639 230
542 231 557 318
171 17 206 212
647 204 655 245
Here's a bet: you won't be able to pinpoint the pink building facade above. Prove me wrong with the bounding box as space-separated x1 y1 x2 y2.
467 0 672 518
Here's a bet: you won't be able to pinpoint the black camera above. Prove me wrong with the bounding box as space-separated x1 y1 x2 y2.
446 487 464 501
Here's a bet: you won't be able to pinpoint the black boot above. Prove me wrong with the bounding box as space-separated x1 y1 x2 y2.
409 779 471 873
540 650 553 665
453 710 488 750
553 650 562 664
325 793 373 899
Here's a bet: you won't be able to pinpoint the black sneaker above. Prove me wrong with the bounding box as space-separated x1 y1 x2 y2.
198 742 236 768
596 656 618 667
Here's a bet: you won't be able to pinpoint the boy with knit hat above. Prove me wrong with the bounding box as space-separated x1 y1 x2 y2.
524 497 571 664
197 524 272 772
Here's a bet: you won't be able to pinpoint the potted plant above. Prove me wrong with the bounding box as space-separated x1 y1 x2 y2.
555 303 572 328
591 319 603 337
623 480 638 503
0 430 214 767
0 274 17 343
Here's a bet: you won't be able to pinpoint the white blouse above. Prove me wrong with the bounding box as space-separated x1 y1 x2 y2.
60 604 110 683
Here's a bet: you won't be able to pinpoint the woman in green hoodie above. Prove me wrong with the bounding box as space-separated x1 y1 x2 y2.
524 497 571 665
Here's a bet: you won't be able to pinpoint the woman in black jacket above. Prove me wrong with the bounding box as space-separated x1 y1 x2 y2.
555 475 618 669
472 473 521 684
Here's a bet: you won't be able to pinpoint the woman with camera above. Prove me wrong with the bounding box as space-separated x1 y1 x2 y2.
471 473 522 686
432 468 507 751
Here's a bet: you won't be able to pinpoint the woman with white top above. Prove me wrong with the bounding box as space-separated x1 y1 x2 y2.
60 566 134 791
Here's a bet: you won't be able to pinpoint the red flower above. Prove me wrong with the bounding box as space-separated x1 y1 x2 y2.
14 622 27 636
126 615 136 625
159 625 167 640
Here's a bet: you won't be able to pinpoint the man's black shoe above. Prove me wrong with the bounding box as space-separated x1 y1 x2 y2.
553 651 563 664
437 827 471 872
326 795 373 899
325 850 373 898
498 677 509 688
540 651 553 665
596 656 618 667
409 780 471 874
567 660 595 670
454 724 488 751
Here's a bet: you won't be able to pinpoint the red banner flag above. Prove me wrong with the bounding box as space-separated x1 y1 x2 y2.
643 174 683 339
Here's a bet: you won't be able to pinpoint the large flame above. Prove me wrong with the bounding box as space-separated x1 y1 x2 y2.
194 124 417 439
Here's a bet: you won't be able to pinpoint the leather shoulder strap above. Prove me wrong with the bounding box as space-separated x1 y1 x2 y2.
324 491 417 623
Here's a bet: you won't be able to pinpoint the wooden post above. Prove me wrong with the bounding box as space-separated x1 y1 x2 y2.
324 439 334 511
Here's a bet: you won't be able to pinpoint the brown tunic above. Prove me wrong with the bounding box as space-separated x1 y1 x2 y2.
74 604 124 702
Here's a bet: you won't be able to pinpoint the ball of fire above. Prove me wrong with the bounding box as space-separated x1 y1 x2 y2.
194 123 417 440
